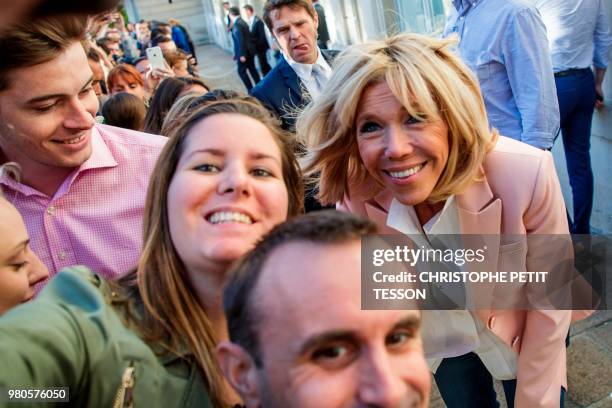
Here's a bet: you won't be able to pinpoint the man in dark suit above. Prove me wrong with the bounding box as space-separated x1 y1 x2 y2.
251 0 338 132
243 4 272 76
229 6 260 91
313 0 330 50
251 0 338 212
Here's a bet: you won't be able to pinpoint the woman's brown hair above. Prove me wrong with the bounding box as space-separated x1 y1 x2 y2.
143 76 209 135
133 96 303 406
101 92 147 131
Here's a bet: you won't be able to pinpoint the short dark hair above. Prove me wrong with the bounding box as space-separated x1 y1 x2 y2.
243 4 254 13
155 22 171 29
263 0 316 32
0 15 86 91
152 35 173 45
223 211 377 365
229 6 241 16
102 92 147 131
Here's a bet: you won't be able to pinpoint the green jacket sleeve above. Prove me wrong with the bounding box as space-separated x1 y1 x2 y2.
0 267 120 402
0 266 214 408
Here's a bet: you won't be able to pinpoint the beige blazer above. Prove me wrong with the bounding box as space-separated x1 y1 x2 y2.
340 136 575 407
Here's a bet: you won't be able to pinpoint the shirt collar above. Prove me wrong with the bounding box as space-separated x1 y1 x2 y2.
79 125 119 171
284 48 331 80
387 196 459 236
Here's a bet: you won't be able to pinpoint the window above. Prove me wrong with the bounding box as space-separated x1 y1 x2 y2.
395 0 447 35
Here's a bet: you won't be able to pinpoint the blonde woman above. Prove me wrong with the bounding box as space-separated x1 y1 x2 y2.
300 33 573 407
0 97 303 406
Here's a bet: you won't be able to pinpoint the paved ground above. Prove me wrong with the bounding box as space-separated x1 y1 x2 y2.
196 43 612 408
196 44 251 93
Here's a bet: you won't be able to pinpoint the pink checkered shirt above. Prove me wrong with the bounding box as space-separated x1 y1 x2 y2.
0 124 166 285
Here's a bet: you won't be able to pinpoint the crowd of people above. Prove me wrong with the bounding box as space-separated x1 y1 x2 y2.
82 8 207 133
0 0 610 407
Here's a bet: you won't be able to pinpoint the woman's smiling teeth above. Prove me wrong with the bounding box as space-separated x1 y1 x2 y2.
387 163 424 179
207 211 253 225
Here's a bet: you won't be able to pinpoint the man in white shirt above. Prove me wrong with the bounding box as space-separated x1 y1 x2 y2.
534 0 612 234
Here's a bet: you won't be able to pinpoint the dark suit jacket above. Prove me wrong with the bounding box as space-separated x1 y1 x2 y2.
314 3 330 44
250 49 339 131
250 16 269 52
231 17 255 60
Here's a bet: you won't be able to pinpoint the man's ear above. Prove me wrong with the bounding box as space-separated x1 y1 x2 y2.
217 341 261 408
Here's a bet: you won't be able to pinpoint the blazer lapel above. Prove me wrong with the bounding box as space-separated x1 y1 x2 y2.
360 177 503 236
456 176 502 310
456 177 501 236
279 58 305 104
363 190 400 234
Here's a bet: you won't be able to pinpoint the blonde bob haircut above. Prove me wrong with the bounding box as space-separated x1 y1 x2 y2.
299 33 497 205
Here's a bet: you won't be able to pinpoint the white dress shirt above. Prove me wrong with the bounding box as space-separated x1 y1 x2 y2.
387 197 517 380
284 48 332 99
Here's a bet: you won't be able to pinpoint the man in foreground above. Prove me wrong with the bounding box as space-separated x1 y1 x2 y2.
219 211 431 407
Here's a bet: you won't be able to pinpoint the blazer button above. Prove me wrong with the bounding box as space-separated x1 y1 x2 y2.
511 335 520 348
487 315 496 330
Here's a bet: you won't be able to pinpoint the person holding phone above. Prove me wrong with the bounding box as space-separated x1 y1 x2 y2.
144 45 176 95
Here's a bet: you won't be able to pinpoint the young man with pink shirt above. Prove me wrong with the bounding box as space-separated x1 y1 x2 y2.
0 15 166 284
